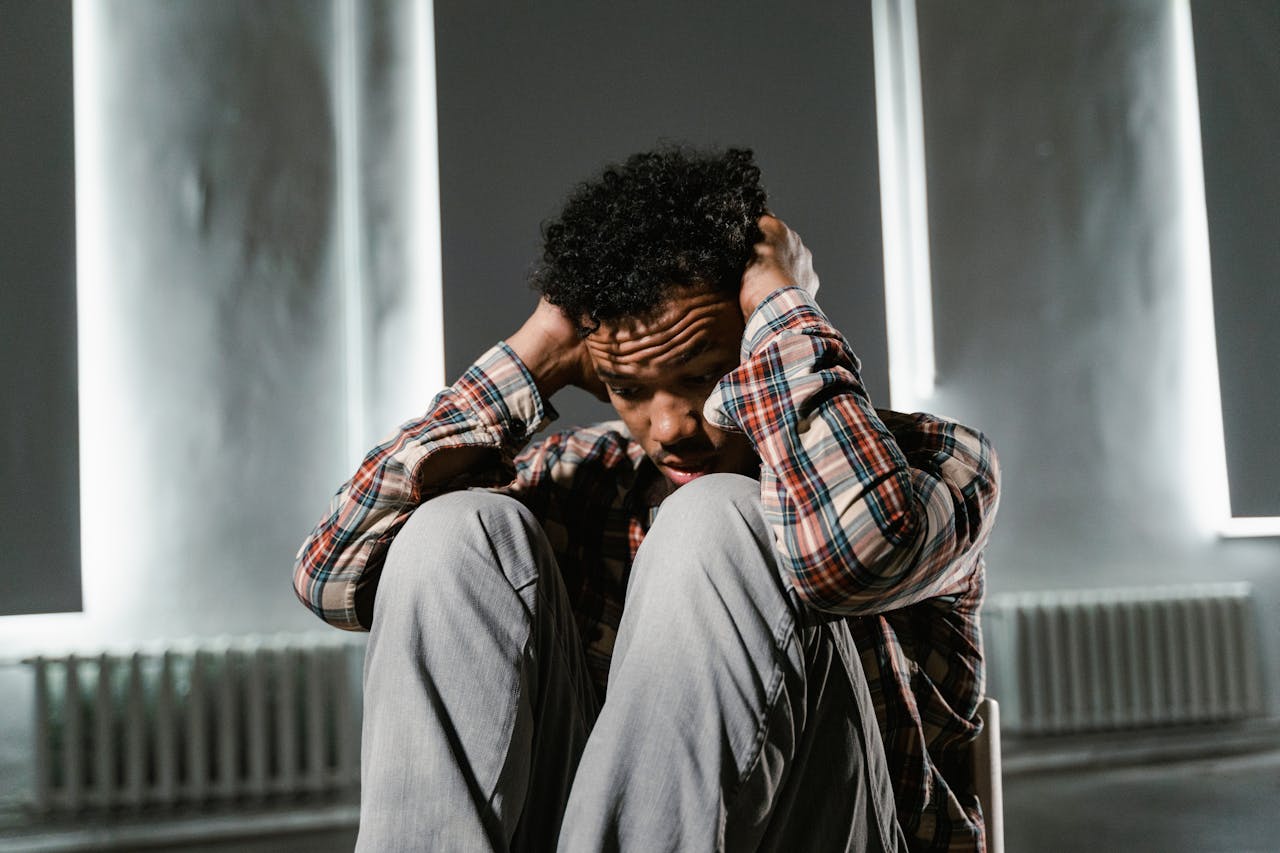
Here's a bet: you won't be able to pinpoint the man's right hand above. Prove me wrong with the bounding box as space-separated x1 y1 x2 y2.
507 298 609 402
739 215 820 320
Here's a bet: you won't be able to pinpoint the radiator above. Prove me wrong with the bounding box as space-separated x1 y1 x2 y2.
25 634 363 812
983 583 1266 735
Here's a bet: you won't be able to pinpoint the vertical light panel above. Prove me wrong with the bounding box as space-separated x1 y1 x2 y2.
337 0 445 455
412 0 446 400
66 0 114 642
871 0 935 411
335 0 367 463
72 0 104 584
1169 0 1237 537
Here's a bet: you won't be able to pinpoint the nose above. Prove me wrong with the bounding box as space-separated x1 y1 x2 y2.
649 392 701 448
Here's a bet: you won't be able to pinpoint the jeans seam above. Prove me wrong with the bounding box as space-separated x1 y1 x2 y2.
725 608 797 808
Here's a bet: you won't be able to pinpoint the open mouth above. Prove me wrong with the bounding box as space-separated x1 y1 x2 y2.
659 458 713 486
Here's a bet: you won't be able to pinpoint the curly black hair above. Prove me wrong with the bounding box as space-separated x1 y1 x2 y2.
532 145 767 329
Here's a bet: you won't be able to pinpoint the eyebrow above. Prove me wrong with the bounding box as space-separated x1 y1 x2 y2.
594 365 629 381
672 339 714 366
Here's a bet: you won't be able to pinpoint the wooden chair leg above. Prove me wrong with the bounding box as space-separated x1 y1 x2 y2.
973 697 1004 853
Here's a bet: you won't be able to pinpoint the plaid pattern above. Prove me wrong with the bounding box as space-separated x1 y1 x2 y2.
294 287 1000 852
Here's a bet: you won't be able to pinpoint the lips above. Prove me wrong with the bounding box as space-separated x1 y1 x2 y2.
658 456 714 486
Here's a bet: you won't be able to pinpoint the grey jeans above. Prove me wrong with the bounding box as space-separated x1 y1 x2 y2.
356 473 906 852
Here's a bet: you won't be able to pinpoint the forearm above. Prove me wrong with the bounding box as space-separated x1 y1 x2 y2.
504 296 607 402
292 342 553 629
707 288 1000 614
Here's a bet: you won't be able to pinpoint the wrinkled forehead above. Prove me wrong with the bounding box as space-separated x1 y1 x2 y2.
584 289 743 371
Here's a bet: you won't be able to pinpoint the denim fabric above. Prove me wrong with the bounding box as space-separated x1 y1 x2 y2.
357 475 905 852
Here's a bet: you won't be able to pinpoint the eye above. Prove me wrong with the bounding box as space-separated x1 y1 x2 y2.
684 370 724 388
608 385 640 400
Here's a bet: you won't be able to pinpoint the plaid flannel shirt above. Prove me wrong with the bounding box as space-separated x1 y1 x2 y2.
294 287 1001 851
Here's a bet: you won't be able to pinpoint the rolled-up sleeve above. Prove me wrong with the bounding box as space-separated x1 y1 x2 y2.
292 342 552 629
704 287 1000 614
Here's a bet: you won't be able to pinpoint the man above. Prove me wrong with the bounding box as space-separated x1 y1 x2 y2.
294 146 1000 852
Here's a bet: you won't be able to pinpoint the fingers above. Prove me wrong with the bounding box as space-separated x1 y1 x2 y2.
757 213 785 236
753 215 819 298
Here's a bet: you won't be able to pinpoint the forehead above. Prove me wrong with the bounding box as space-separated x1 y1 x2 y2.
585 289 742 372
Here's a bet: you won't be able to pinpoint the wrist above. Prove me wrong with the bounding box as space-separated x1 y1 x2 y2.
739 275 793 320
506 324 572 398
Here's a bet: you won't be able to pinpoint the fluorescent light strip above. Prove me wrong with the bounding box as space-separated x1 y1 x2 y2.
72 0 111 634
871 0 935 411
412 0 446 397
336 0 367 464
1219 518 1280 539
897 0 935 400
73 0 107 619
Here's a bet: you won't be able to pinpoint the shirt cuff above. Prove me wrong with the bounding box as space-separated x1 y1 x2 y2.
740 286 828 358
455 342 557 446
702 287 834 432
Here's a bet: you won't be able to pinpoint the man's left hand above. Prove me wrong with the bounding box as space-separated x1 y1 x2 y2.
739 215 820 320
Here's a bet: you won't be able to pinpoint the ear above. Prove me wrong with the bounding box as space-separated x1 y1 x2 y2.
575 314 600 338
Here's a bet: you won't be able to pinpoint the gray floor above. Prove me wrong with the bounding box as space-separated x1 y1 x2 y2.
6 751 1279 852
160 751 1280 852
1005 750 1280 853
133 749 1280 852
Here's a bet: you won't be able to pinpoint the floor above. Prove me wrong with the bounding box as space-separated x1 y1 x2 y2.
1004 749 1280 852
5 750 1279 852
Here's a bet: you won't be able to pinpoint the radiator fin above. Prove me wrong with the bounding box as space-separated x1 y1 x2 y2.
26 635 363 812
985 583 1265 735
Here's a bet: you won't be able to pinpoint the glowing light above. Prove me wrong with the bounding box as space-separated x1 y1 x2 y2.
1219 518 1280 540
336 0 367 464
412 0 446 400
871 0 935 411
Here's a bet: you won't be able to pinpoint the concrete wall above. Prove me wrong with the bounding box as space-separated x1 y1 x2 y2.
0 0 410 821
0 0 431 655
915 0 1280 710
0 0 345 659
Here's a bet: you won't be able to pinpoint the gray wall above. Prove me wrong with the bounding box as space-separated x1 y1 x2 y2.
0 0 421 817
2 1 325 653
0 0 427 658
915 0 1280 710
434 0 888 427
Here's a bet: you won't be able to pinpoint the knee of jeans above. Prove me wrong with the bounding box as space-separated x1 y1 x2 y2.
652 473 764 536
378 489 538 602
636 473 776 600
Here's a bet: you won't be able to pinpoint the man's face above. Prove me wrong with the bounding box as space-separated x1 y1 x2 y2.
584 287 758 492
